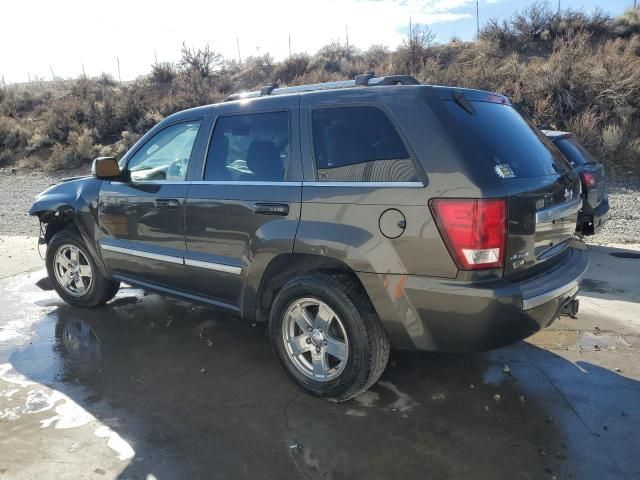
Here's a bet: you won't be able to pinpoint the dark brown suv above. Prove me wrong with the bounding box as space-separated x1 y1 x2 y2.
29 74 588 401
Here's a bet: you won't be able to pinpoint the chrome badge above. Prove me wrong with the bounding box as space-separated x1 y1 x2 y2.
564 187 573 201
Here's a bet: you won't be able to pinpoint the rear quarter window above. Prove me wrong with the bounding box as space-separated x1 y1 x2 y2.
311 106 420 182
444 100 569 178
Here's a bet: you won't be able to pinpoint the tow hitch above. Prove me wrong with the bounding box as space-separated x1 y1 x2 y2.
560 297 580 319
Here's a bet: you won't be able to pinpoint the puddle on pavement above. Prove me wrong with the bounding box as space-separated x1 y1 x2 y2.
3 271 640 479
609 252 640 260
577 332 631 352
531 329 632 352
580 278 627 295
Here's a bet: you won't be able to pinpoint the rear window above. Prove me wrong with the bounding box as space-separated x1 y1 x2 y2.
553 137 594 167
311 106 419 182
444 100 569 178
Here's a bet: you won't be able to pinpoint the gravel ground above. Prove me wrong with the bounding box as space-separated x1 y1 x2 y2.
588 177 640 245
0 168 80 236
0 167 638 243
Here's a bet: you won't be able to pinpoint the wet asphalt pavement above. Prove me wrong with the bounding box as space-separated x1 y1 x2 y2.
1 246 639 480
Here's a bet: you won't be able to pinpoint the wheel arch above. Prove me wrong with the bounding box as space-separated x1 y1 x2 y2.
34 207 110 277
249 253 373 323
34 208 79 244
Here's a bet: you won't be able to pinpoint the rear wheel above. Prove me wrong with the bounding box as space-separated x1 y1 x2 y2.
269 272 390 402
46 230 120 307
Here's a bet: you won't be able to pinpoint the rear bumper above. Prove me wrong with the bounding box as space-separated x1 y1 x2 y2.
358 246 589 352
578 198 609 235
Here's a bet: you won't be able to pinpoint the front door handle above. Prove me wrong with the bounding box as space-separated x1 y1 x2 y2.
155 198 181 209
253 203 289 216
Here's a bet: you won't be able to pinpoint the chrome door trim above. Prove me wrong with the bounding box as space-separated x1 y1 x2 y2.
304 181 425 188
101 243 243 274
535 197 582 224
100 243 184 265
108 180 424 188
110 180 304 186
190 181 303 186
109 180 189 186
184 258 242 275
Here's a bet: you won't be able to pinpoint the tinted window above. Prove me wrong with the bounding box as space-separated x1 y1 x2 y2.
311 106 418 182
444 101 569 178
127 121 201 181
554 137 594 167
205 111 289 182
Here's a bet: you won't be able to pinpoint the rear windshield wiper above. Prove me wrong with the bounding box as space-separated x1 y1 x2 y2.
452 90 476 115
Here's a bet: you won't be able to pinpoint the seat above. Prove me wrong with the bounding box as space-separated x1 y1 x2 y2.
245 140 284 181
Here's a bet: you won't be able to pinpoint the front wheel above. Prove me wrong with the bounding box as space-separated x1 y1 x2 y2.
269 272 390 402
46 229 120 307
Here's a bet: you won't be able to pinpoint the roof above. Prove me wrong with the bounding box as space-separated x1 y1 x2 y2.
166 74 511 121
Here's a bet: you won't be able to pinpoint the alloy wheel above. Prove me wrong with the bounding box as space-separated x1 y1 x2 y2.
282 297 349 382
53 244 93 297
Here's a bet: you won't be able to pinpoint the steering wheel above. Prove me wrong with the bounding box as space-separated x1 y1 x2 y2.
167 158 188 179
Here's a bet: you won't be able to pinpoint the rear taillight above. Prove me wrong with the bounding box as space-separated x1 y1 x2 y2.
581 172 596 188
429 198 507 270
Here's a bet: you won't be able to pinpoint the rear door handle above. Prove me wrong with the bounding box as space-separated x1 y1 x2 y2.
155 198 181 209
252 203 289 216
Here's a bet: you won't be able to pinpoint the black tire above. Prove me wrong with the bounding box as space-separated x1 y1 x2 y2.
269 272 390 402
46 229 120 307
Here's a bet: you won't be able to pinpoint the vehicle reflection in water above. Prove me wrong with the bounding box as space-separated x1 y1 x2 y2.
56 318 102 373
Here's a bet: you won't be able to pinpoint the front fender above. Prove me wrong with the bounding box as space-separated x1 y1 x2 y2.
28 176 99 217
29 177 108 275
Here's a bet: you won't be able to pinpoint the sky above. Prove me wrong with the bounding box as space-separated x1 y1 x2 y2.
0 0 635 84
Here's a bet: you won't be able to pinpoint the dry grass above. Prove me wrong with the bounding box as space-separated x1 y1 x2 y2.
1 2 639 176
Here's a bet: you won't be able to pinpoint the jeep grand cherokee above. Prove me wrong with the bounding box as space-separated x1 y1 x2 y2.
29 74 588 401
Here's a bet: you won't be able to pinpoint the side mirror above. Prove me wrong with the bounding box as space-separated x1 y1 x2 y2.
92 157 120 179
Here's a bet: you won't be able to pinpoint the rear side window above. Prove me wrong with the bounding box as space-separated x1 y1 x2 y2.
444 100 569 178
204 111 289 182
553 137 594 167
311 106 419 182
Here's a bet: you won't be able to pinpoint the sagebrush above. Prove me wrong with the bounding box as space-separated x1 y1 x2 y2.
1 2 639 176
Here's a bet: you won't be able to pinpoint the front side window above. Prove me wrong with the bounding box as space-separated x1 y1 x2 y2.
127 121 201 182
204 111 289 182
311 106 419 182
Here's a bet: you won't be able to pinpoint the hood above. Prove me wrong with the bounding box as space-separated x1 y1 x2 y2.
55 175 92 185
29 176 102 216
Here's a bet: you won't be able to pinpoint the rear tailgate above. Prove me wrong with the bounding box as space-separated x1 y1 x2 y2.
442 92 579 275
503 174 581 274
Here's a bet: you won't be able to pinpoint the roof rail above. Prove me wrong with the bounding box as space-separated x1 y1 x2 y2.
355 72 376 85
222 73 420 102
372 75 420 86
260 84 277 96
